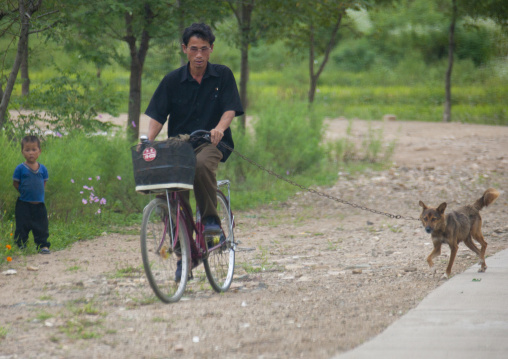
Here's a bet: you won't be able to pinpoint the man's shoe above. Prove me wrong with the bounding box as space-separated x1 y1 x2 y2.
175 260 182 282
203 217 222 235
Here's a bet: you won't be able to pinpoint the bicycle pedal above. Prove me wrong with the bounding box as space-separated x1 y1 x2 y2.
210 235 221 246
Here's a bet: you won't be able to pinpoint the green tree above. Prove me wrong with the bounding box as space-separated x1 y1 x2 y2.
442 0 507 122
462 0 508 29
60 0 226 140
223 0 288 129
443 0 456 123
0 0 43 129
287 0 370 104
58 0 171 140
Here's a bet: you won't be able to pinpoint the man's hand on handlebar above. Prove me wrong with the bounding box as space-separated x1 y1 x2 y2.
210 128 224 146
189 129 226 148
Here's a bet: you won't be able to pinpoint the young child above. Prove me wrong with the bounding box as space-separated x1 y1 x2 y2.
12 135 51 254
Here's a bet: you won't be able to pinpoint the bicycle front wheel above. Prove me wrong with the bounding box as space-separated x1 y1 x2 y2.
203 191 235 292
140 198 190 303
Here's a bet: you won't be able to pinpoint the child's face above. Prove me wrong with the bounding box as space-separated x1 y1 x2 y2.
22 141 41 163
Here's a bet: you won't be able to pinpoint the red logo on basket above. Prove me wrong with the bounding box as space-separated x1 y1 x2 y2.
142 147 157 162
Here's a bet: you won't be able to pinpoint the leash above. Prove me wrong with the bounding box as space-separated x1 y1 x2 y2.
219 142 420 221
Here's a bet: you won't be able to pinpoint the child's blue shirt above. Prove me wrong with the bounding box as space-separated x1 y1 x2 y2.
13 163 49 203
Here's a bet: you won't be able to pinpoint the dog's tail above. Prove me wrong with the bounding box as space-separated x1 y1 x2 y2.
473 188 500 211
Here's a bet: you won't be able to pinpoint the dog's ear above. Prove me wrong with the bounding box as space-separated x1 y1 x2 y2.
419 200 427 210
437 202 447 214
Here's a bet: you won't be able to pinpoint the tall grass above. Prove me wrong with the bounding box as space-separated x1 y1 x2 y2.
218 101 330 209
248 58 508 125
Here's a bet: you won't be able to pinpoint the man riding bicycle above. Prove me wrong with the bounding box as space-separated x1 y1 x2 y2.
145 23 244 237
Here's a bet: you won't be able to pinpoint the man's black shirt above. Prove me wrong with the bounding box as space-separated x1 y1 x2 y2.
145 63 244 162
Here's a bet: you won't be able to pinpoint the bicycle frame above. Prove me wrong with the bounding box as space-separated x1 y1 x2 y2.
160 181 234 262
160 191 205 264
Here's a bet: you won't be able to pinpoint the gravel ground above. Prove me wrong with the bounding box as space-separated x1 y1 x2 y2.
1 118 507 359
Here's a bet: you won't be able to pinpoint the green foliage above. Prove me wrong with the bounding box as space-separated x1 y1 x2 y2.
324 120 396 165
366 0 500 67
333 38 377 72
252 101 325 174
456 25 494 66
0 134 20 219
7 69 121 139
0 326 8 340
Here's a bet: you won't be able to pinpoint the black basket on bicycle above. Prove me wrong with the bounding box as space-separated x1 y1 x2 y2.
131 139 196 194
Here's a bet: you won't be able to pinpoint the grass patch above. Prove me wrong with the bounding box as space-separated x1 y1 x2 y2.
36 311 53 321
0 326 8 340
69 301 103 316
110 265 143 279
60 317 103 340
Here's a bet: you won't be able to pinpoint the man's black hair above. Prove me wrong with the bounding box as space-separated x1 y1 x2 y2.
182 23 215 46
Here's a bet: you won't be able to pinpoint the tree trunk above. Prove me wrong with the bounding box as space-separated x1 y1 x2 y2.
238 0 253 131
124 4 153 141
239 43 249 130
307 13 342 104
178 0 186 67
128 60 143 140
443 0 457 123
0 0 41 128
21 34 30 96
308 24 316 104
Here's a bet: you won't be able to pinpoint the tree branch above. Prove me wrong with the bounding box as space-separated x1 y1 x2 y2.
28 20 59 34
316 12 343 79
34 9 59 20
226 0 241 24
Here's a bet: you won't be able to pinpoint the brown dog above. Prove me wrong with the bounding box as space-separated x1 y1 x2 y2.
419 188 499 279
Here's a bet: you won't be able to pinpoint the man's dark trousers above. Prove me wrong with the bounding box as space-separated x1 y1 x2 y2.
182 142 223 223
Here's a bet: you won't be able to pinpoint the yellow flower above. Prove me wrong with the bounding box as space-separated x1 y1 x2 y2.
7 257 12 262
10 233 13 237
6 244 12 250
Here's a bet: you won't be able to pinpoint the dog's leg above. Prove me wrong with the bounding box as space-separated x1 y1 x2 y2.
427 241 442 268
463 234 481 257
445 242 459 279
471 220 488 272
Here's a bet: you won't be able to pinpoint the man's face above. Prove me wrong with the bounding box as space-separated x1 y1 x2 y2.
182 36 213 70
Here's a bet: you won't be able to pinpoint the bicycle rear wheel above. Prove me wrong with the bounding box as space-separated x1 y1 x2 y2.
203 191 235 292
140 198 190 303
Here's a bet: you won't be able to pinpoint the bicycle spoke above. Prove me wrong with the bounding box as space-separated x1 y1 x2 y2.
141 198 189 303
203 191 235 292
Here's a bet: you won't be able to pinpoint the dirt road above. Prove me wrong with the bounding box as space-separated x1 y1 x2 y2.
1 118 507 359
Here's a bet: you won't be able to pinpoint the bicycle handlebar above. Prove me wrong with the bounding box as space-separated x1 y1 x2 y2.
189 130 211 143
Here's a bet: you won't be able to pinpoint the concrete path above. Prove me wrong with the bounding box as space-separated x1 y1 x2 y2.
332 248 508 359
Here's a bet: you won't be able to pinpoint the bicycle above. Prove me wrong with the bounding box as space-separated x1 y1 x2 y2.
136 131 236 303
